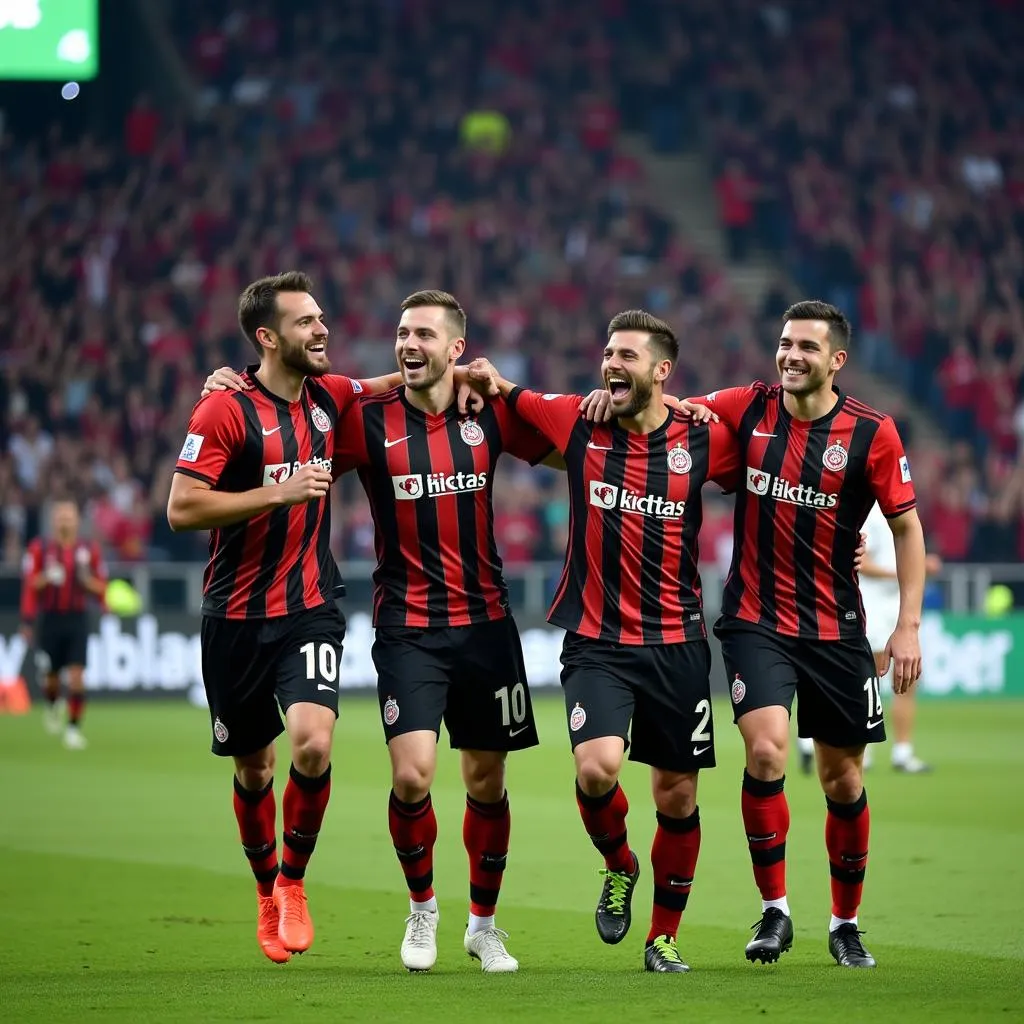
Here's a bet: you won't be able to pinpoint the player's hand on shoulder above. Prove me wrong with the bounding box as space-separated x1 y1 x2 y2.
454 365 487 415
277 464 333 505
671 398 719 424
201 367 250 399
579 389 613 422
464 358 501 396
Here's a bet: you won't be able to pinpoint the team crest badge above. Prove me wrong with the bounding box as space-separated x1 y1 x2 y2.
383 698 400 726
667 444 692 475
730 676 746 705
569 703 587 732
460 420 484 447
823 441 848 472
310 405 332 432
213 717 229 743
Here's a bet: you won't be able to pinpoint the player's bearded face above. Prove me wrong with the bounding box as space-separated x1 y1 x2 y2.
603 336 657 416
399 342 450 391
279 325 330 377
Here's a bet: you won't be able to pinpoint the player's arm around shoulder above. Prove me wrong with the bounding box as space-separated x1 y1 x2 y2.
706 417 744 490
682 385 760 432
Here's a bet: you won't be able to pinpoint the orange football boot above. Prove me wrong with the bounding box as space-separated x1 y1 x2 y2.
274 878 314 953
257 894 291 963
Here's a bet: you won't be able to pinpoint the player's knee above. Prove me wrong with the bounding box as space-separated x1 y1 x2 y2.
651 772 697 818
746 734 787 779
819 762 863 804
235 749 275 790
392 760 433 803
290 731 333 778
575 757 619 797
462 755 505 802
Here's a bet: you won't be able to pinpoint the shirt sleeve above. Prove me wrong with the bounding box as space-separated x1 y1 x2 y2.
317 373 361 417
492 397 555 465
684 384 762 433
865 416 917 517
331 400 370 477
173 393 246 486
707 419 743 490
505 388 584 453
19 540 41 621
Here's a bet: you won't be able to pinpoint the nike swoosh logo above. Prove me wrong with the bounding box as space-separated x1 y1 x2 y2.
752 429 777 438
587 441 613 450
866 719 884 729
262 426 282 436
693 745 711 756
384 435 411 448
509 726 530 737
317 684 336 692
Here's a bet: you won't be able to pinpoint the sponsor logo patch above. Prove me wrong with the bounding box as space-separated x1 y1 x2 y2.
392 471 487 499
745 467 838 508
588 480 686 519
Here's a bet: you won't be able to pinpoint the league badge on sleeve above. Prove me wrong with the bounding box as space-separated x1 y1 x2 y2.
179 433 204 463
899 455 912 483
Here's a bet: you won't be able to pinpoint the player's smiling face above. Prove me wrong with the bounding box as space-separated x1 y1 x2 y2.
270 291 330 377
602 331 666 417
395 306 465 392
776 319 845 395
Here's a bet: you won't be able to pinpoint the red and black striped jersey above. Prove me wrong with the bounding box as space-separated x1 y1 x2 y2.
174 368 361 619
508 387 742 646
698 382 917 640
332 388 552 628
20 538 106 620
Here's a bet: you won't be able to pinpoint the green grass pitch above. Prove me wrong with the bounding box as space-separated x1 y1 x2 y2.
1 697 1021 1023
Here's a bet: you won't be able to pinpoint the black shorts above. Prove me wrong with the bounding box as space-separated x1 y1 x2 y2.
372 617 539 752
716 618 885 747
200 604 347 757
559 632 715 773
35 612 89 674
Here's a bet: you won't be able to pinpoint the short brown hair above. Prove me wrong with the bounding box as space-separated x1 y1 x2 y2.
607 309 679 365
783 299 851 352
400 290 467 337
238 271 315 354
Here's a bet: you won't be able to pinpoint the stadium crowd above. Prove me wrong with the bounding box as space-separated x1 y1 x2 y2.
2 0 1023 567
